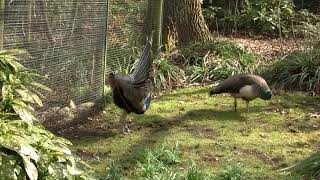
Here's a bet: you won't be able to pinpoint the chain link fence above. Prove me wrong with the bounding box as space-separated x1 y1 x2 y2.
1 0 162 124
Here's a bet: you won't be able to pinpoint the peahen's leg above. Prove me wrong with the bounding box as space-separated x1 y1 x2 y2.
120 111 130 134
246 101 250 113
234 97 237 112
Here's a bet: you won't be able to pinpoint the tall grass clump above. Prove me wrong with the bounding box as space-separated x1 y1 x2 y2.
213 163 246 180
182 41 263 82
282 152 320 179
265 48 320 92
135 145 180 178
153 56 186 93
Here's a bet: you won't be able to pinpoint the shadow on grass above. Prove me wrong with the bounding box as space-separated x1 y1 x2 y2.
99 113 185 176
154 87 208 101
185 108 244 121
273 93 320 111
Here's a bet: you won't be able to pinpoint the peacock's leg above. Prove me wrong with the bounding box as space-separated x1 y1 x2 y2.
246 101 250 113
120 111 130 134
234 97 237 112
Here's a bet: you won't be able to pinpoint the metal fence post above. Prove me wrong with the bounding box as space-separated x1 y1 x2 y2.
152 0 163 59
0 0 4 50
102 0 109 106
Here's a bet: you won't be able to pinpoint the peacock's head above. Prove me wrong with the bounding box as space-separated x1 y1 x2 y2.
260 89 272 100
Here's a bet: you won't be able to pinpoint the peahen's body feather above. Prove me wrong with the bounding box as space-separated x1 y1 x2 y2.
209 74 272 112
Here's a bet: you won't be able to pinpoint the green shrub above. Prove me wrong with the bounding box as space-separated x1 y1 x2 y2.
265 48 320 92
202 0 319 36
0 49 94 180
0 120 93 180
0 49 50 123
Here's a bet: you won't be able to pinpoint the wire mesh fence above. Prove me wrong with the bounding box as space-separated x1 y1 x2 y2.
1 0 162 123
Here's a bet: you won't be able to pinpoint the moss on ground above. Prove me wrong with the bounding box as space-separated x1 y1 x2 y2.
71 87 320 179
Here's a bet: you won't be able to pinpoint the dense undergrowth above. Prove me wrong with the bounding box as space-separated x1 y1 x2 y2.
202 0 320 37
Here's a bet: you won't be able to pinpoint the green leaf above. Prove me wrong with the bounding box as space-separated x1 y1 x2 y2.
30 93 43 107
12 103 35 123
21 154 38 180
30 82 51 92
16 89 35 104
20 144 39 162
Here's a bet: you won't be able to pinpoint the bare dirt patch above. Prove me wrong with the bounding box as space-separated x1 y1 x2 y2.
184 124 217 139
237 148 284 166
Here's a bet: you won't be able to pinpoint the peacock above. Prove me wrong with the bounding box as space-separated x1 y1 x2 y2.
209 74 272 112
107 38 152 133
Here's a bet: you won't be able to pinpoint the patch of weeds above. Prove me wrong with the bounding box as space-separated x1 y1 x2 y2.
214 162 246 180
186 162 213 180
102 161 125 180
135 145 180 178
153 57 186 93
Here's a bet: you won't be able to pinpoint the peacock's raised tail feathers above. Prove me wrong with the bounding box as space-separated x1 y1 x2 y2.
130 38 153 85
108 37 153 115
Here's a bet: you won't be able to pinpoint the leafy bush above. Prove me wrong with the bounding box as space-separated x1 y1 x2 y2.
0 120 93 180
185 162 212 180
240 0 295 35
292 11 320 47
0 49 94 180
0 49 50 123
264 48 320 92
202 0 320 36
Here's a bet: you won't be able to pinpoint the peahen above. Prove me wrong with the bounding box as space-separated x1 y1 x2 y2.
107 38 153 133
209 74 272 112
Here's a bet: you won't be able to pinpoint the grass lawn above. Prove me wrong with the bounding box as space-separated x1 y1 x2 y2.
70 87 320 179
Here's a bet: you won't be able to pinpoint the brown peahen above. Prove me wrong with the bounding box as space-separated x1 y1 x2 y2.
107 38 153 133
209 74 272 112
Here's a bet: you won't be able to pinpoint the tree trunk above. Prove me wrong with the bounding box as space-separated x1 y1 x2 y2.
0 0 4 50
163 0 211 47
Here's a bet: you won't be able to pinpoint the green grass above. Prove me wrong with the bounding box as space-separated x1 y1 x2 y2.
71 87 320 179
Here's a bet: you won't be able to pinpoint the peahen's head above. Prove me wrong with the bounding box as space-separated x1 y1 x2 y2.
260 89 272 100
